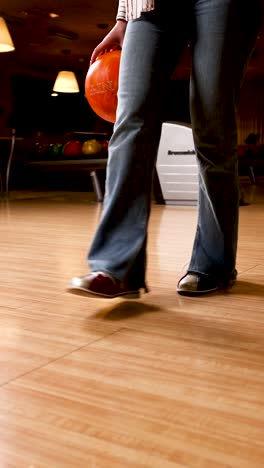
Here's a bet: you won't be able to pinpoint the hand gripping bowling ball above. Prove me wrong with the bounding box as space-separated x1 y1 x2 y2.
63 140 83 157
85 50 121 123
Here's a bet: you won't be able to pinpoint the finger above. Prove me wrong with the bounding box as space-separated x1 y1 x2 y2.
90 50 98 65
90 45 108 64
90 47 102 65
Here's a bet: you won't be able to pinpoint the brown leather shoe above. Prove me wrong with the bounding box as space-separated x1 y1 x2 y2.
67 271 143 299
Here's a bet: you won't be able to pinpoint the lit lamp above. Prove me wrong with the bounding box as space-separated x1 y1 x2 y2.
0 17 15 52
53 71 80 93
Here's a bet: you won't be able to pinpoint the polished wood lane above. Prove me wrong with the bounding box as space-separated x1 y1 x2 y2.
0 189 264 466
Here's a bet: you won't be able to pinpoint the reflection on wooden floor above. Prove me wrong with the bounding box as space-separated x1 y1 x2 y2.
0 183 264 467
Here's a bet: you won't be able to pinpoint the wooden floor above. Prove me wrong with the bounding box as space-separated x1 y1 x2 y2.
1 185 264 467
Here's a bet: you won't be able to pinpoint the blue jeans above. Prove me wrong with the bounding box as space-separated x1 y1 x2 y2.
88 0 261 287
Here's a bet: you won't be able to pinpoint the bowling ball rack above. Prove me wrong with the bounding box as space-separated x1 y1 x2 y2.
1 131 111 202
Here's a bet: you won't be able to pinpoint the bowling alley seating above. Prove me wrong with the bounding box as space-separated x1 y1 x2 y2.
0 130 111 201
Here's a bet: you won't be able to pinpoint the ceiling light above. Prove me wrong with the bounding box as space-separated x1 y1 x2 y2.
51 92 58 97
49 12 59 18
0 17 15 52
53 71 80 93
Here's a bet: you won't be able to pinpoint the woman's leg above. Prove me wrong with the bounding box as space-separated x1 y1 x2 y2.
188 0 262 282
88 8 191 288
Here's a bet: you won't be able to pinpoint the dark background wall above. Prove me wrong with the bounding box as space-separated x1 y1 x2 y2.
0 67 263 192
11 74 95 135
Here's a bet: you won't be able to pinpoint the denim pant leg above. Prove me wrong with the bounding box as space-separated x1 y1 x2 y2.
188 0 262 281
88 12 189 286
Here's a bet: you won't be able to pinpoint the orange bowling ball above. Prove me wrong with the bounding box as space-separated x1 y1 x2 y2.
85 50 121 123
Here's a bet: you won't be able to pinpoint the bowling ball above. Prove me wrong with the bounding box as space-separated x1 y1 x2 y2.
82 139 102 155
85 50 121 123
63 140 83 157
100 139 109 153
34 142 53 159
35 142 47 158
52 143 64 157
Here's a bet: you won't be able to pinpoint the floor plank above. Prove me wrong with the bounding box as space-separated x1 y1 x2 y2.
0 307 119 386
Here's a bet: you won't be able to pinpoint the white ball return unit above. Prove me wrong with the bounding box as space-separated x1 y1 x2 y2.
156 122 199 205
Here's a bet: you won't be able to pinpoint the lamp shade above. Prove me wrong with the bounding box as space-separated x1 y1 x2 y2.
53 71 80 93
0 17 15 52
